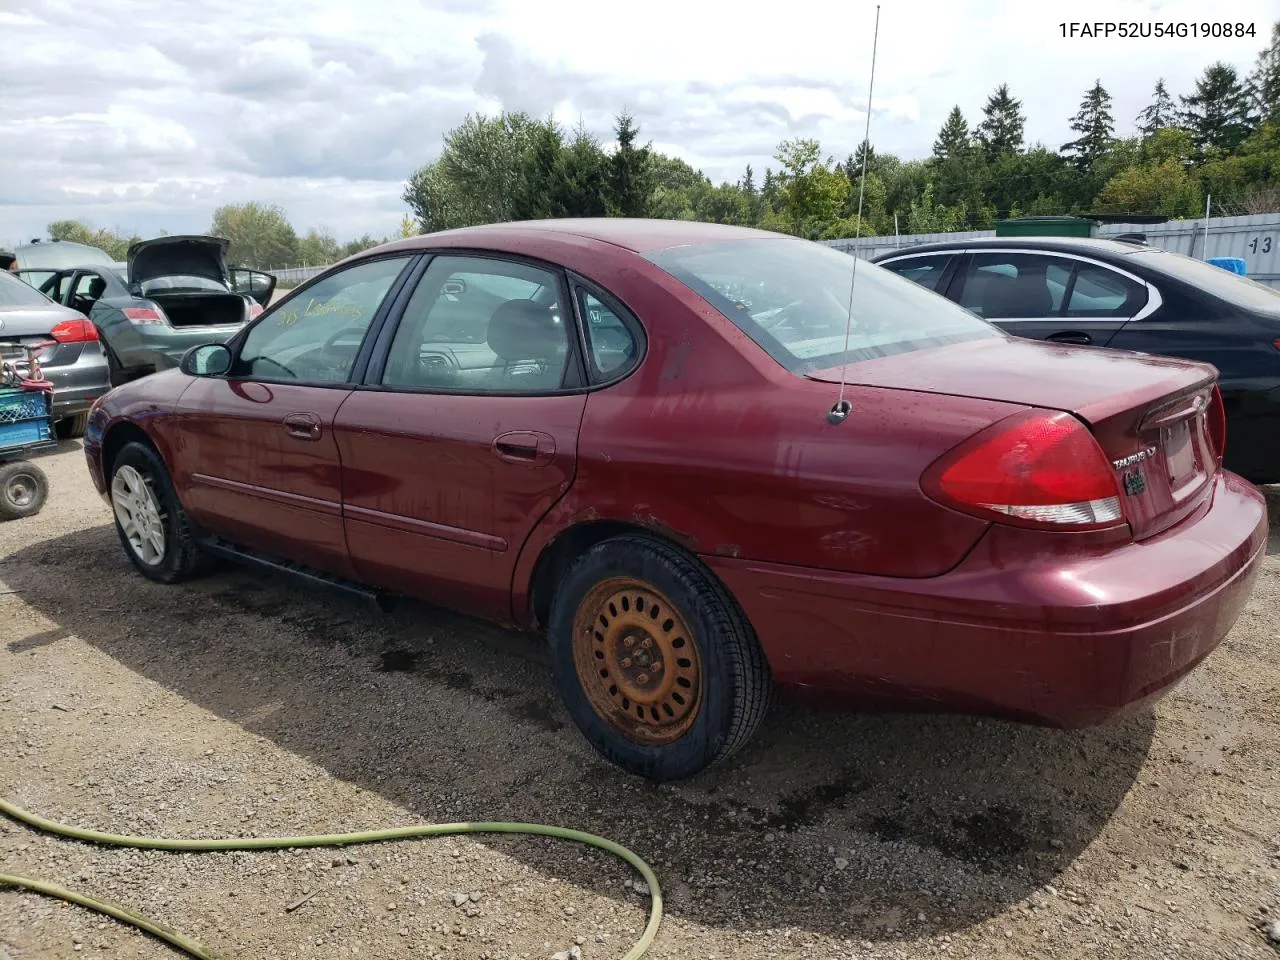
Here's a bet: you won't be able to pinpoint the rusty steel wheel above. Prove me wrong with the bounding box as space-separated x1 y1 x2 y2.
549 534 772 782
571 577 703 744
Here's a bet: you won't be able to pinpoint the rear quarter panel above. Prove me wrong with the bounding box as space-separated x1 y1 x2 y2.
504 254 1037 621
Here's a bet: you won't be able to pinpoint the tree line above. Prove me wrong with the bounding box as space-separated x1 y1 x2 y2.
405 22 1280 239
33 22 1280 267
42 203 399 271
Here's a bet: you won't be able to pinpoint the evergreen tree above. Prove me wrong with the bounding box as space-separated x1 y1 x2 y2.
852 139 875 175
932 107 970 161
561 122 609 217
1180 62 1257 153
1247 21 1280 125
975 84 1026 161
1061 79 1116 172
606 113 653 218
509 118 572 221
1137 79 1177 136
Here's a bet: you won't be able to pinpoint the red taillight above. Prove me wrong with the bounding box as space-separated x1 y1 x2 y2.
1206 384 1226 466
248 302 263 318
123 306 165 325
49 318 99 343
923 411 1126 530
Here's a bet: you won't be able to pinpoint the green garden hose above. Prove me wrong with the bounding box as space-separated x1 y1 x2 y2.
0 794 662 960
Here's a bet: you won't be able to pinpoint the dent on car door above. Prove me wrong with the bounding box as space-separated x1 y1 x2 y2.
171 255 417 574
334 253 592 619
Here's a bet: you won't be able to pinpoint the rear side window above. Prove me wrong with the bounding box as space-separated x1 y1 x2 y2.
645 237 998 375
576 288 640 381
955 253 1077 319
0 270 55 307
1065 264 1148 318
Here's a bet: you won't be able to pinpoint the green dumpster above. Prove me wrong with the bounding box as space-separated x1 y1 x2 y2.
994 216 1099 239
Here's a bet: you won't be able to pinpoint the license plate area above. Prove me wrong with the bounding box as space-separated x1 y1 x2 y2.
1162 418 1201 495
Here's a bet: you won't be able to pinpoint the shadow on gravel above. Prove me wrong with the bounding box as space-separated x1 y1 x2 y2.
5 524 1155 942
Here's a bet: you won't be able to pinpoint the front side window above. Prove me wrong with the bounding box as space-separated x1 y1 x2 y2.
644 237 998 374
233 256 412 383
381 255 571 393
880 255 953 291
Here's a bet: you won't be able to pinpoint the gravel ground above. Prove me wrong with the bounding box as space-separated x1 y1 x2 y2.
1 441 1278 960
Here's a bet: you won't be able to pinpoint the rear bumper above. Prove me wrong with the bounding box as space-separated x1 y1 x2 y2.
45 343 111 418
706 470 1268 727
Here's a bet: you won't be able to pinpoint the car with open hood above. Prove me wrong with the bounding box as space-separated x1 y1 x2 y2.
83 219 1267 781
21 235 276 386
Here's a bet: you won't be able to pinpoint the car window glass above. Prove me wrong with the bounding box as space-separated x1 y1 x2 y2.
577 288 639 379
1065 264 1148 318
882 256 951 291
382 255 570 393
957 253 1074 319
644 238 999 374
0 270 55 307
233 256 411 383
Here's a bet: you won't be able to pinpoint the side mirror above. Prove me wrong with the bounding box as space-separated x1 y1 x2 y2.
181 343 232 377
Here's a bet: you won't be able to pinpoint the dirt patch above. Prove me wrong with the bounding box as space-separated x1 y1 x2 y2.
1 444 1278 959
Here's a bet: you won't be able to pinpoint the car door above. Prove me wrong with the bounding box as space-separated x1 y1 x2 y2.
875 253 961 294
944 250 1154 347
334 253 590 620
170 254 418 575
229 266 278 307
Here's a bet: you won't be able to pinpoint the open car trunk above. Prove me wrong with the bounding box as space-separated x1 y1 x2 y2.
151 292 246 328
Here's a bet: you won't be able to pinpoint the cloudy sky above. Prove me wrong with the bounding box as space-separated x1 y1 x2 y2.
1 0 1275 251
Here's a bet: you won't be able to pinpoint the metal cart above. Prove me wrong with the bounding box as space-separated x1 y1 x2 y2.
0 343 56 521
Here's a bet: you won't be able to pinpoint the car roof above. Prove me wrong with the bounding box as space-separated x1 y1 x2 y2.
872 236 1158 260
377 218 786 256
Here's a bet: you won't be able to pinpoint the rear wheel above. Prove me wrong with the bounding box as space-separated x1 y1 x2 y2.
108 441 212 583
548 534 772 782
0 461 48 520
55 413 89 440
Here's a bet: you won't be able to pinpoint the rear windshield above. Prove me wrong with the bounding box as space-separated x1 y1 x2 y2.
1129 248 1280 311
0 270 54 308
644 237 999 374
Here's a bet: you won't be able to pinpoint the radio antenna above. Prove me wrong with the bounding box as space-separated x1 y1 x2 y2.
828 3 881 425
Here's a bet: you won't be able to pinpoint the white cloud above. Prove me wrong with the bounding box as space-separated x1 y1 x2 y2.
1 0 1276 248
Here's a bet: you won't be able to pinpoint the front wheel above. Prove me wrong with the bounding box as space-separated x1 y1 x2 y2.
108 441 213 583
548 535 772 782
0 461 48 520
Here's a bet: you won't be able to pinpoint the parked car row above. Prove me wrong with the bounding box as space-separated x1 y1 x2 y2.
1 237 275 436
84 219 1267 782
872 237 1280 485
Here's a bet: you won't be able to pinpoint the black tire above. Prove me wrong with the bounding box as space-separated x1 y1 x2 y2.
55 412 89 440
0 461 48 521
107 441 213 583
548 534 772 782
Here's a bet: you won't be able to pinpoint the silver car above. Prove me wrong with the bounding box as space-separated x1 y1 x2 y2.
0 269 110 438
16 236 276 385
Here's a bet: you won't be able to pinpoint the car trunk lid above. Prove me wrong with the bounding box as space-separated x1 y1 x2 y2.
807 337 1220 540
126 235 230 288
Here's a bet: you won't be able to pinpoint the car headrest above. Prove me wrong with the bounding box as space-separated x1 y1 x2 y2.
87 277 105 298
487 299 564 361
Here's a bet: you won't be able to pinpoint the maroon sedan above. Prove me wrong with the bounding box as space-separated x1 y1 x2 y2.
83 220 1268 781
